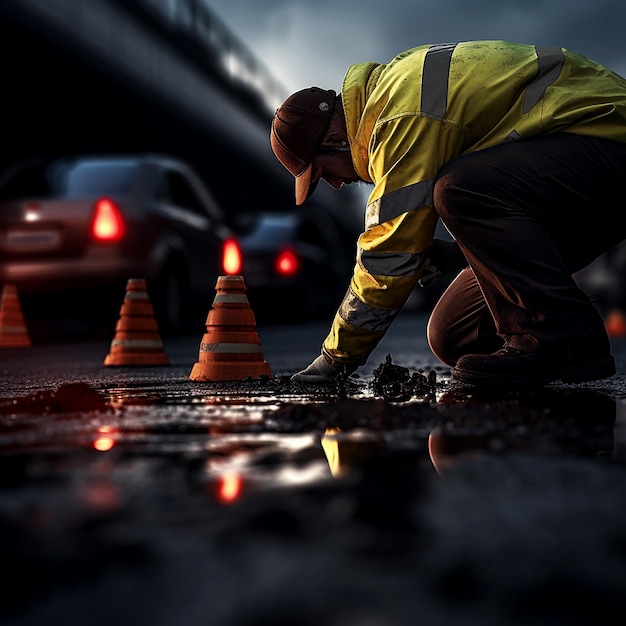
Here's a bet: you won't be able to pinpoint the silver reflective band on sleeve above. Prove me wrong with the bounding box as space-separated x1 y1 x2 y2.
213 294 249 304
421 43 456 119
200 342 262 353
338 289 399 332
124 291 150 300
523 46 565 114
111 339 164 348
365 179 434 227
359 249 427 276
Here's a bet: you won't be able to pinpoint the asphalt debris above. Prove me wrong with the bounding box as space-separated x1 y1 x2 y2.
371 353 437 402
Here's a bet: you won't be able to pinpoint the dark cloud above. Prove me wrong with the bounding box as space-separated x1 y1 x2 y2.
211 0 626 94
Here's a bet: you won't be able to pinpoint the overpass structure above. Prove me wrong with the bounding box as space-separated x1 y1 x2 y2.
0 0 298 212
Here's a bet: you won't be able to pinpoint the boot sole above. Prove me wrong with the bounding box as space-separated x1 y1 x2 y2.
452 355 616 387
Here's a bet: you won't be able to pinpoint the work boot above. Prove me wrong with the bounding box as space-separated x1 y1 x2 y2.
452 327 615 386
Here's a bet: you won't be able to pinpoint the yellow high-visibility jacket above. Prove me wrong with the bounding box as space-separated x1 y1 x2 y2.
322 40 626 366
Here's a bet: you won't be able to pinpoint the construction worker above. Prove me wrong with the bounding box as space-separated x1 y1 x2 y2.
270 40 626 386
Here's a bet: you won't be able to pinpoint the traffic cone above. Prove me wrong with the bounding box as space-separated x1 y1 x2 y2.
0 284 31 348
104 278 169 366
605 307 626 338
190 275 271 381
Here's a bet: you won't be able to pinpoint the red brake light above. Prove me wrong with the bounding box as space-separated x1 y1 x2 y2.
275 247 299 276
91 198 124 242
222 238 243 275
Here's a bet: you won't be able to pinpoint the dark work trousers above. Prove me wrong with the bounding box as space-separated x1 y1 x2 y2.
427 133 626 367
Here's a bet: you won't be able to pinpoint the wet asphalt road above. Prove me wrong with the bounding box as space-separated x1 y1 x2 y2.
1 309 626 625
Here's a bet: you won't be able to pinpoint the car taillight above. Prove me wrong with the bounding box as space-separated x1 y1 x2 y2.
91 198 125 242
275 247 299 276
222 238 243 275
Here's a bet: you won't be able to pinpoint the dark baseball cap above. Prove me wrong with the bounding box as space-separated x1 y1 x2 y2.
270 87 337 205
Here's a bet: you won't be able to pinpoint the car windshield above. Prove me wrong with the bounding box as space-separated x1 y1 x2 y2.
0 160 138 199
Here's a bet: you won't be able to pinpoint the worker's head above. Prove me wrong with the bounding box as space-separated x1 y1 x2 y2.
271 87 344 205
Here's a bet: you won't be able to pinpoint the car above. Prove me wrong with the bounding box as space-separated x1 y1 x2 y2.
0 153 239 338
232 184 365 321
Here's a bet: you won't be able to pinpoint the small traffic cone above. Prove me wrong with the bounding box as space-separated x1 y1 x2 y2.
0 284 31 348
605 307 626 338
104 278 169 366
190 275 271 381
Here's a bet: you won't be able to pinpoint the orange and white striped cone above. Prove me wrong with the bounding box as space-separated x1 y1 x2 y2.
104 278 169 366
0 284 31 348
190 275 271 381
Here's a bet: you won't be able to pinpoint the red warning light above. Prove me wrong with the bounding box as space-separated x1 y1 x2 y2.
91 198 125 242
275 247 299 276
222 238 243 275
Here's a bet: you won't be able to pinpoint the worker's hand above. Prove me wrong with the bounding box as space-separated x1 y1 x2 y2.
418 238 467 287
291 353 357 384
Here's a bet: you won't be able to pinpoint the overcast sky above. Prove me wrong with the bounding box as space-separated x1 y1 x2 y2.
211 0 626 99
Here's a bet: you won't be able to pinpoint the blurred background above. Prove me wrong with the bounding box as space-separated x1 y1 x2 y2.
1 0 625 342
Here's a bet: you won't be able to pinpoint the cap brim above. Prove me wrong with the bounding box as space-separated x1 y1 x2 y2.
295 162 319 206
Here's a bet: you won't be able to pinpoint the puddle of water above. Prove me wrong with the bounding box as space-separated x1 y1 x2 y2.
0 358 622 501
1 350 625 625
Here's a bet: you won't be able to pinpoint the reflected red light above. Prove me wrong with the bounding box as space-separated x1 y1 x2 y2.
217 472 243 503
222 238 243 275
77 481 121 512
275 248 299 276
93 425 116 451
91 198 125 241
94 437 115 451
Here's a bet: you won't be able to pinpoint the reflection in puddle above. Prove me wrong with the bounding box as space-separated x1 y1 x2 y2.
1 374 624 624
321 428 387 478
0 379 621 503
320 387 618 483
432 386 617 462
216 472 244 504
93 426 117 452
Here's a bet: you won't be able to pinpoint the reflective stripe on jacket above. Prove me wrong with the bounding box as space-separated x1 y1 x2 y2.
322 40 626 366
